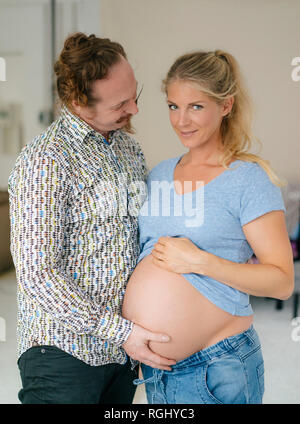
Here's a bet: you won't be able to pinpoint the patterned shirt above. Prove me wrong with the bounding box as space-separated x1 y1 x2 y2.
8 106 148 367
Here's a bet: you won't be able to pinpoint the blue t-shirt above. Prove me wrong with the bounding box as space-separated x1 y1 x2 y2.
137 155 286 316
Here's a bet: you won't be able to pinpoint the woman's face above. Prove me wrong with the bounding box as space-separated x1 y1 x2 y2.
167 80 231 150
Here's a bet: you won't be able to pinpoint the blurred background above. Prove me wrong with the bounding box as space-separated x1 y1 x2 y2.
0 0 299 404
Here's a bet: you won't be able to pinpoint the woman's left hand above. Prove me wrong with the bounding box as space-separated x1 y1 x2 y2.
151 236 211 274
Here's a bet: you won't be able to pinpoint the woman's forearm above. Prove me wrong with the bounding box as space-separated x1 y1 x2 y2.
194 253 294 300
151 234 294 300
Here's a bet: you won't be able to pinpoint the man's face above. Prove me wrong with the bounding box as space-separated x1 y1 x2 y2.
72 56 139 137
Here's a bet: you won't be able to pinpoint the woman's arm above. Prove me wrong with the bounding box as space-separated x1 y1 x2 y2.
201 211 294 299
151 211 294 300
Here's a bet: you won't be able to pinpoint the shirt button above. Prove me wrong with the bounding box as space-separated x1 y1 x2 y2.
41 349 46 354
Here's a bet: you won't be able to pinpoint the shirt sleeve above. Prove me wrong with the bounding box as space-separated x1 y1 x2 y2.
129 135 149 178
240 163 286 227
8 152 133 346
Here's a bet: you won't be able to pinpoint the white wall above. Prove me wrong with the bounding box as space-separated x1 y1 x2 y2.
0 0 101 190
100 0 300 182
0 0 51 189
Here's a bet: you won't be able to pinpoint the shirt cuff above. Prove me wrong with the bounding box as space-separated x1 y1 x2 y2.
95 312 134 346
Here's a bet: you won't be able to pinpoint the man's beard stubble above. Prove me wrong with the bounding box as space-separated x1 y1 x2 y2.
121 115 135 134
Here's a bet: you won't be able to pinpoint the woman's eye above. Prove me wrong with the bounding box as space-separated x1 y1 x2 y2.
168 104 177 110
192 105 203 110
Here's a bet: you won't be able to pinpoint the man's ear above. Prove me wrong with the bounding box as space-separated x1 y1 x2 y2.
71 99 81 115
222 96 234 117
71 99 92 121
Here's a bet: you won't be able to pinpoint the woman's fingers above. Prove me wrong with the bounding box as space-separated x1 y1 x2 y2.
151 249 164 260
153 243 165 254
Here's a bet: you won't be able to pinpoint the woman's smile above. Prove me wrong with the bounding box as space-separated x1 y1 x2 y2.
167 80 228 150
179 129 198 138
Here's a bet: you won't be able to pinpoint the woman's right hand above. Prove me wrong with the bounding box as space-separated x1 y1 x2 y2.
122 324 177 371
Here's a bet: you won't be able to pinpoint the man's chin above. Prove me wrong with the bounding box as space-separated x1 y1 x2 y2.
119 117 134 134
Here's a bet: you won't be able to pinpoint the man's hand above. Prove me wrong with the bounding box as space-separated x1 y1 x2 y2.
122 323 177 371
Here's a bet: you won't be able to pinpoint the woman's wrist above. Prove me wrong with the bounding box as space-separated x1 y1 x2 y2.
190 250 220 276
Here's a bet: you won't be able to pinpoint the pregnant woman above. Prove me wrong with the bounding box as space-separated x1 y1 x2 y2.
122 50 294 404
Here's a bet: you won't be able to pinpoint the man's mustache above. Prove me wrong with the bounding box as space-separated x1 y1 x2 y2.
122 116 135 134
116 114 131 124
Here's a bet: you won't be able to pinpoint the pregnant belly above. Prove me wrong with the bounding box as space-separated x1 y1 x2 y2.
122 255 253 361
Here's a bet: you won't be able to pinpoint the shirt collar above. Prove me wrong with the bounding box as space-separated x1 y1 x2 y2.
60 105 113 145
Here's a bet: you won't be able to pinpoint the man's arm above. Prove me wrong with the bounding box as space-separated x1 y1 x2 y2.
9 151 176 369
9 152 131 346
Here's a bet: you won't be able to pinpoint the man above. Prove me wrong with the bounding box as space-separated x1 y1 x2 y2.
8 32 174 404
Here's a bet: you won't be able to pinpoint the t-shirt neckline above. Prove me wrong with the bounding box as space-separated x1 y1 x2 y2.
172 154 241 196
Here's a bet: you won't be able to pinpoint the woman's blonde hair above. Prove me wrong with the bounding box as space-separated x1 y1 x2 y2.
162 50 284 186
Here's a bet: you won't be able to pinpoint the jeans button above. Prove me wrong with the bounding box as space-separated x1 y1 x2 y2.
41 348 46 354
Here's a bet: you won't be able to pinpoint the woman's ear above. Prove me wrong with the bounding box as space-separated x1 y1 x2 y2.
222 96 234 117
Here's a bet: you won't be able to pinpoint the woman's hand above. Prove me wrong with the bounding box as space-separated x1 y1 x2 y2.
151 236 212 274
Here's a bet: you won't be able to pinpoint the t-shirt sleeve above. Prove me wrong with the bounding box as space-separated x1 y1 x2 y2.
240 163 286 227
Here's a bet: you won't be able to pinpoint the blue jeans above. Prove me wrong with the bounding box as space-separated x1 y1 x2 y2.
134 325 265 404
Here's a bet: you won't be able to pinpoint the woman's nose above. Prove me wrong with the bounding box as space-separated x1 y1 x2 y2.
177 110 191 127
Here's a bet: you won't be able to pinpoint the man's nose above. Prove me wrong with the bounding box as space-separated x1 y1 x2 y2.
126 99 139 115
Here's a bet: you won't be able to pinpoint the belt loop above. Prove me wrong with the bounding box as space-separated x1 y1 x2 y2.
245 326 255 345
223 338 233 351
246 332 254 345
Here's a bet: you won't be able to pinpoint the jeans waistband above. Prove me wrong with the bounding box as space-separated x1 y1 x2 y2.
169 324 257 370
133 325 257 387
